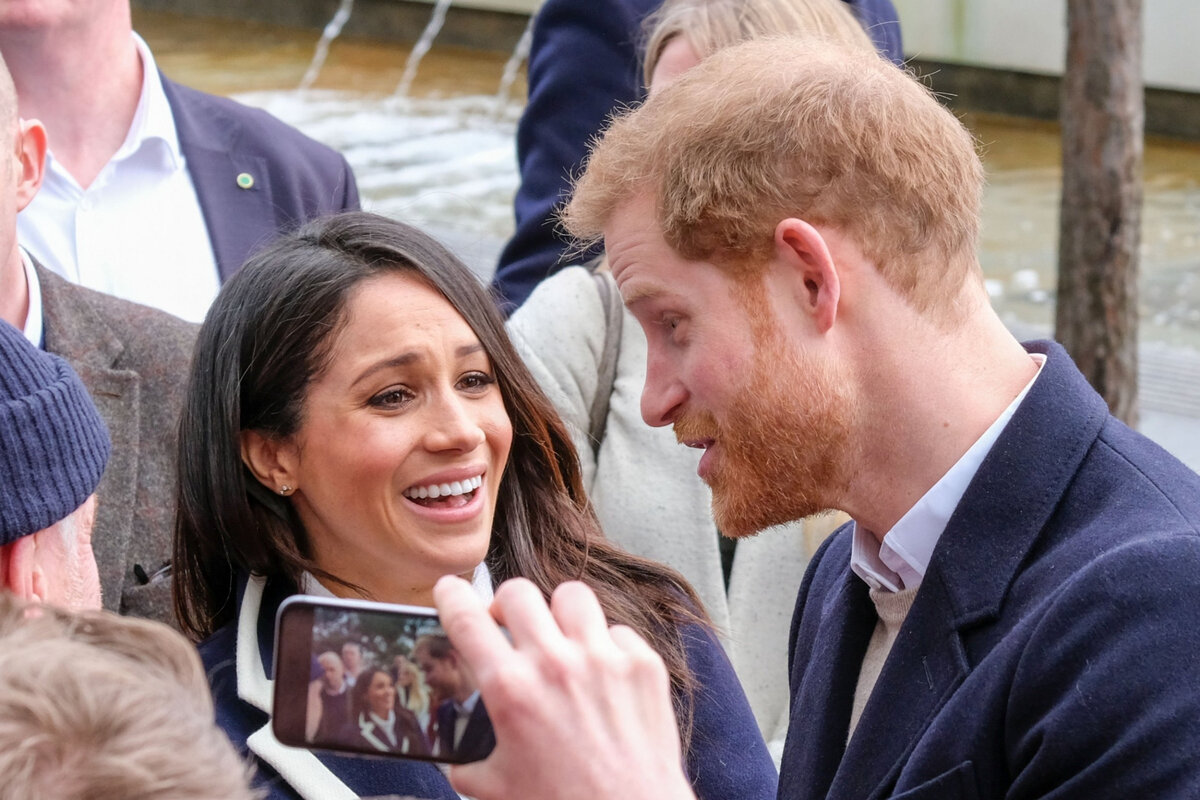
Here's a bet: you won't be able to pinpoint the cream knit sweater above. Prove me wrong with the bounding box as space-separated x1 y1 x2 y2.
848 583 920 741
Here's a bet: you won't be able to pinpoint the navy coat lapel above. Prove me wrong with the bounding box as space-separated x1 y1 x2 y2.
161 75 275 282
828 573 968 799
781 552 876 800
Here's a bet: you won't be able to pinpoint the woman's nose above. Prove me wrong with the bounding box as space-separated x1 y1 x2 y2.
424 393 487 452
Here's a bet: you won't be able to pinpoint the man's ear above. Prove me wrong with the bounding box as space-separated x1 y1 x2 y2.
240 429 299 495
774 218 840 334
14 118 47 213
0 535 43 602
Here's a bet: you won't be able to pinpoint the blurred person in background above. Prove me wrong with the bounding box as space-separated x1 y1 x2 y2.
490 0 902 312
0 0 359 323
0 49 196 626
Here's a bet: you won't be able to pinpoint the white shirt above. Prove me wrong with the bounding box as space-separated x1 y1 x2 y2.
301 562 495 604
851 354 1046 592
18 33 219 323
19 248 42 347
452 689 482 748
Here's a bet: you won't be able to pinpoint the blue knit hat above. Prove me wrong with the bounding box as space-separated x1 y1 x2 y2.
0 320 110 545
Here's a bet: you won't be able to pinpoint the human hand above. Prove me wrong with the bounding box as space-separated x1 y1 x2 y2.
434 576 696 800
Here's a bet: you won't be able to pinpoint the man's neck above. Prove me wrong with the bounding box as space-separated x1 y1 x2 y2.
0 247 29 331
0 13 142 189
840 298 1039 538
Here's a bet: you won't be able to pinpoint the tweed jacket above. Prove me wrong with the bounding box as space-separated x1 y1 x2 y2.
38 263 196 624
508 266 845 763
162 75 360 281
490 0 903 311
780 341 1200 799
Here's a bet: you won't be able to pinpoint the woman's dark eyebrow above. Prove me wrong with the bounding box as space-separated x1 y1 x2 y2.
350 342 486 388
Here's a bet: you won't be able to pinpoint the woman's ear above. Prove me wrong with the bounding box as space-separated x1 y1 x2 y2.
240 430 299 495
774 218 841 334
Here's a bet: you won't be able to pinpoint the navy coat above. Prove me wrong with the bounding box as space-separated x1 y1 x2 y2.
491 0 903 312
433 697 496 762
780 341 1200 799
162 75 360 282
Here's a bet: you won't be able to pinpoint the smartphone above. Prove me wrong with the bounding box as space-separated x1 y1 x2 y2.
272 594 495 764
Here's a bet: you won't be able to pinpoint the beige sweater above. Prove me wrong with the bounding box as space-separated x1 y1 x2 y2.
848 583 921 741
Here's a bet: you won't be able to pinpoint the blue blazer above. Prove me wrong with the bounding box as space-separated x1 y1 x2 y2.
780 341 1200 800
491 0 903 312
162 76 360 282
433 698 496 762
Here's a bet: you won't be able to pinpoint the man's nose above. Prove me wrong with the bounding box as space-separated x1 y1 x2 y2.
640 353 687 428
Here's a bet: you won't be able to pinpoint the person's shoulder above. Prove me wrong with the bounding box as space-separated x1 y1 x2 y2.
506 265 608 377
39 265 198 364
1092 415 1200 519
509 265 600 324
198 622 267 744
160 74 350 168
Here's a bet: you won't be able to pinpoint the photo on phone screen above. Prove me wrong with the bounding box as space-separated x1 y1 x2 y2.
272 595 495 764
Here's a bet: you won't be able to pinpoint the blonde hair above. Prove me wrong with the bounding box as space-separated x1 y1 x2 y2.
642 0 875 86
563 37 985 318
398 659 431 715
0 595 260 800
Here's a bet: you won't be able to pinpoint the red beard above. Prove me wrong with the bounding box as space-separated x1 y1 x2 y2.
673 328 855 538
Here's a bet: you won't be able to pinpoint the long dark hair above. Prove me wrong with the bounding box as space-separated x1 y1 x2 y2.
174 212 707 745
350 667 393 722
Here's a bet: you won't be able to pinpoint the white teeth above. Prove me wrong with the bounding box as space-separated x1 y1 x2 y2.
404 475 482 500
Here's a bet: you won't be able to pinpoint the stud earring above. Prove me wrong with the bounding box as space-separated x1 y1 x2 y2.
279 485 292 496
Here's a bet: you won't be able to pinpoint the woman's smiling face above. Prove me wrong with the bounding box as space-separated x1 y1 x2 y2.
367 670 396 718
276 271 513 604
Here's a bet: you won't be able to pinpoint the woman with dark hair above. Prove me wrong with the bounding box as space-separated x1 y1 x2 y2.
342 668 429 757
175 212 775 800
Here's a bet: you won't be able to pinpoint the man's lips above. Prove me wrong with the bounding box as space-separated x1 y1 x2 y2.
678 436 716 479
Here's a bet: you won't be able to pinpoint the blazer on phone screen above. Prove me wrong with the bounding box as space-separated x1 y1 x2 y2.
434 698 495 763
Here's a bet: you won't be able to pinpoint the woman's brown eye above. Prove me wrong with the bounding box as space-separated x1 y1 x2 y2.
369 387 412 407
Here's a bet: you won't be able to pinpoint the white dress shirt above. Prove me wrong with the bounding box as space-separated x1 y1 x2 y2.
451 689 482 749
851 354 1046 593
18 33 219 323
18 248 42 347
301 563 495 604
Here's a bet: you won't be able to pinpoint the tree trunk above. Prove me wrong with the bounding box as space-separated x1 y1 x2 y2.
1056 0 1144 425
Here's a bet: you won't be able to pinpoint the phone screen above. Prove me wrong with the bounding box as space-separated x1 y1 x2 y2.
272 595 495 763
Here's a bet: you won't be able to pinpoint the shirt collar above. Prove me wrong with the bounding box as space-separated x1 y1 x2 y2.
301 561 495 602
851 353 1046 592
110 32 182 171
19 247 42 347
457 689 482 715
